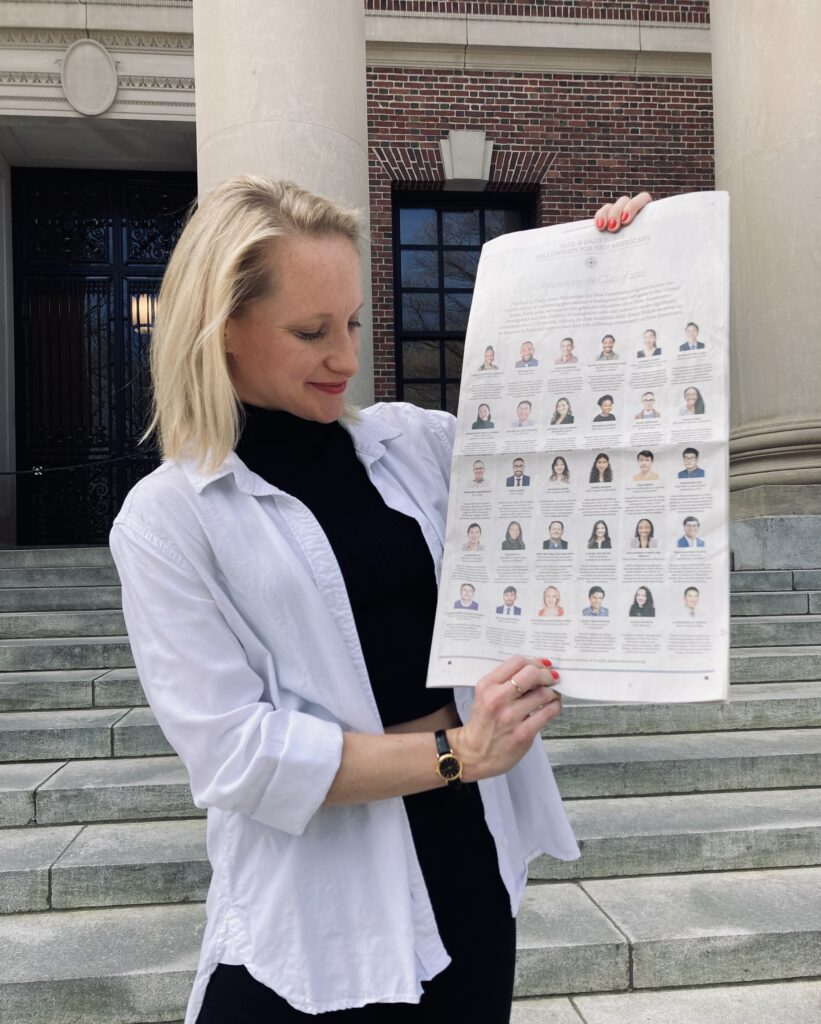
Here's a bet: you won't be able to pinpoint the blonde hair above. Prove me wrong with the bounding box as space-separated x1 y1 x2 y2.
146 176 361 470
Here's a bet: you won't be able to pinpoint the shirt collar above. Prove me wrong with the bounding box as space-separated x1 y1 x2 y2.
178 407 404 495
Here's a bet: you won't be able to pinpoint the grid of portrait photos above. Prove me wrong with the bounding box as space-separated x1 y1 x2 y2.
427 192 730 702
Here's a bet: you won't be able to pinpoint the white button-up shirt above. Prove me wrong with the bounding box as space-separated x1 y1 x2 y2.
109 402 579 1020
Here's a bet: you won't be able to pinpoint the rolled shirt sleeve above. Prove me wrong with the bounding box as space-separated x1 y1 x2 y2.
110 520 344 836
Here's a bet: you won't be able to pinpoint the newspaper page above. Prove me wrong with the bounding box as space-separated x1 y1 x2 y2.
426 191 730 703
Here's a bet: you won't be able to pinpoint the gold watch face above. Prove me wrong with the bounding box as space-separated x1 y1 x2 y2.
437 753 463 781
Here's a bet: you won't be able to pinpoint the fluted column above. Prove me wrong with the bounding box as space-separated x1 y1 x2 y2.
192 0 373 407
711 0 821 516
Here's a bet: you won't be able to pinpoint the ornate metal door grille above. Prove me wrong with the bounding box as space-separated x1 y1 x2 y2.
12 170 196 545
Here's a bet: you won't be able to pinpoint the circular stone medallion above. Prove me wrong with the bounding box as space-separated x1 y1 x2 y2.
61 39 118 116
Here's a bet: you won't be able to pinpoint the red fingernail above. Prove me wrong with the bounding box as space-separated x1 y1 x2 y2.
595 217 605 230
608 218 617 229
551 670 560 681
621 210 630 223
541 658 552 667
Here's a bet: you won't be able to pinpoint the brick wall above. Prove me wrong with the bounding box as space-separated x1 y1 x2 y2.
365 1 710 24
367 67 715 399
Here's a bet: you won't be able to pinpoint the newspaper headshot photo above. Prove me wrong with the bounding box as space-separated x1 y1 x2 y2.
538 586 564 618
501 521 526 550
453 583 479 611
496 586 522 616
549 456 570 484
635 391 661 421
679 448 705 478
462 523 484 552
597 334 619 360
583 586 609 617
506 458 530 487
637 328 662 358
631 518 658 549
478 345 498 371
550 397 574 425
589 452 613 484
629 586 656 617
633 450 659 481
543 521 568 550
680 386 706 416
555 336 578 364
593 394 616 422
677 516 705 548
515 341 539 368
471 403 495 429
587 520 612 549
470 459 487 484
511 399 534 428
683 586 701 617
680 321 705 352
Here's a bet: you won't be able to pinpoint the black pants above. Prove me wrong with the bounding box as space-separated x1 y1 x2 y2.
197 784 516 1022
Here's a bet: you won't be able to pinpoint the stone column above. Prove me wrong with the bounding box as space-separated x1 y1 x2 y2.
192 0 373 406
711 0 821 519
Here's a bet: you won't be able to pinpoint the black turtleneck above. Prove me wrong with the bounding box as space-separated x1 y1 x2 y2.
235 404 453 727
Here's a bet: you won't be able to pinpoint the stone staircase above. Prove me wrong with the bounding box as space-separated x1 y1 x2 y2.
2 546 821 1023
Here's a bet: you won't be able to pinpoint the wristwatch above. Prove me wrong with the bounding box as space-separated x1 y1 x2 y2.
434 729 463 787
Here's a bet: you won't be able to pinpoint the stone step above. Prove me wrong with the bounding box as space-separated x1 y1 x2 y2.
0 547 114 569
551 680 821 737
49 819 210 910
0 708 130 762
581 866 821 989
0 825 81 913
94 668 145 707
530 787 821 880
0 565 120 588
0 761 65 826
512 980 821 1024
113 707 173 756
795 570 821 590
0 637 134 672
35 756 201 825
545 728 821 798
0 670 102 711
0 610 126 639
731 646 821 683
0 902 203 1024
731 591 810 616
732 615 821 647
0 586 122 612
731 570 796 593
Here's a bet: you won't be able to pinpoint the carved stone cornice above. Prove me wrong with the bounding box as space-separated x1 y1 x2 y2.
0 71 61 86
0 29 193 52
118 75 194 91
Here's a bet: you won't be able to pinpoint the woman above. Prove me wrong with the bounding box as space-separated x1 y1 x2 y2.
478 345 498 371
587 520 611 549
550 397 574 425
680 386 705 416
593 394 616 422
631 518 658 549
589 453 613 484
471 402 494 429
538 586 564 618
502 521 525 550
549 456 570 483
463 523 484 552
629 586 656 617
637 329 662 358
109 177 590 1024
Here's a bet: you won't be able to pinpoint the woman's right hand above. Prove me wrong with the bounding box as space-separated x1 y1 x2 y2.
449 656 561 782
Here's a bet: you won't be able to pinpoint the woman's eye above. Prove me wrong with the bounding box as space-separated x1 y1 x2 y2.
348 320 362 330
294 329 325 341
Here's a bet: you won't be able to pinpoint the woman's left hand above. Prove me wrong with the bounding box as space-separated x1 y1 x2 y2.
595 191 653 232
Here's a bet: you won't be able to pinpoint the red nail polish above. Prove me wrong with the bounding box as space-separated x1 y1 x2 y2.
551 670 560 681
621 210 630 223
595 217 605 229
541 658 552 667
608 218 617 229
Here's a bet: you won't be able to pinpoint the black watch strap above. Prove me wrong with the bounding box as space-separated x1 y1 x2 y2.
435 729 451 757
434 729 463 787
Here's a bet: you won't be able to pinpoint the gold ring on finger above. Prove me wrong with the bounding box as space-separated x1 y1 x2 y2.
509 677 524 699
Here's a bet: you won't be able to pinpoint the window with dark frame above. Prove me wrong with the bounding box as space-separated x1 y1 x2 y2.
393 193 536 413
